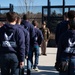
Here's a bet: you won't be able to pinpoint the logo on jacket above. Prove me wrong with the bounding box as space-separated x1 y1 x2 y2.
4 33 13 40
65 38 75 53
2 33 17 47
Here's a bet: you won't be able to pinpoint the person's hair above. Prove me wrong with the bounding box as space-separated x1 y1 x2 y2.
32 20 36 26
32 20 38 27
23 14 29 20
69 19 75 29
68 10 75 20
32 20 35 26
6 12 18 22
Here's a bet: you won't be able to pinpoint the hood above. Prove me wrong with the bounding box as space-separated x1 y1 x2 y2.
2 23 17 30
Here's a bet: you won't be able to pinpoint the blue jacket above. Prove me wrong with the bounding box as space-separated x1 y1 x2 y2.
56 30 75 62
21 20 36 46
15 25 30 56
34 27 43 45
55 20 69 45
0 24 25 62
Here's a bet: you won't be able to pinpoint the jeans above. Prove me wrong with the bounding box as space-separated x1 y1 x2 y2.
27 47 33 75
33 45 39 68
27 45 39 75
0 53 19 75
27 49 33 70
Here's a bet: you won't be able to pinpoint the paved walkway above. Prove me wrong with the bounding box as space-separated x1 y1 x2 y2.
31 47 59 75
0 48 59 75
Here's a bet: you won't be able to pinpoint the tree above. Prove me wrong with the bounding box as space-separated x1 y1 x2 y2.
23 0 34 13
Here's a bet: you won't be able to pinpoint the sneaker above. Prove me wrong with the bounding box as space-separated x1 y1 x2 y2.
34 67 39 71
42 54 47 56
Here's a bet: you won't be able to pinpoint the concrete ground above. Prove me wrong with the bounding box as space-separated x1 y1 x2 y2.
30 47 59 75
0 48 59 75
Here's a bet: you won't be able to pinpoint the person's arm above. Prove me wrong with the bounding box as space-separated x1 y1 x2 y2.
25 30 30 59
38 29 44 45
56 35 63 62
17 28 25 68
30 24 36 46
55 23 61 46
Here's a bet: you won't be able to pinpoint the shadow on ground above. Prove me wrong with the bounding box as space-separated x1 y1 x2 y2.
31 66 59 75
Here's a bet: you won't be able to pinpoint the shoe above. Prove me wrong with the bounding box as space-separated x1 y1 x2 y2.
42 54 47 56
34 67 39 71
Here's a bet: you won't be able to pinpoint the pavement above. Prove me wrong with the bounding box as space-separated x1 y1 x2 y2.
0 47 59 75
30 47 59 75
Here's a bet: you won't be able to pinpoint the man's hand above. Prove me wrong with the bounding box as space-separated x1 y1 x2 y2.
20 61 24 68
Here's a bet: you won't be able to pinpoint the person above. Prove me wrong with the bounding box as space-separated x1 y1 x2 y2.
16 16 30 59
32 20 43 71
40 21 50 56
16 16 30 74
55 12 69 46
21 14 36 75
0 12 25 75
55 10 75 75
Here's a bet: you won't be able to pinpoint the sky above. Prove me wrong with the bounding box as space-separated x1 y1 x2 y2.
0 0 75 7
0 0 75 14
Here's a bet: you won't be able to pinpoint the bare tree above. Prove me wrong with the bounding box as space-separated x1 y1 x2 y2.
23 0 34 13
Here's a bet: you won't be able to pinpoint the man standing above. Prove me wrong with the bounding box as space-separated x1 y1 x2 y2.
40 21 50 56
16 16 30 59
55 12 69 46
32 20 43 71
0 12 25 75
21 14 36 75
55 10 75 75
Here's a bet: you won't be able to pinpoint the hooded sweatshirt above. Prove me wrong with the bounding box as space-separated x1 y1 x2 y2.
0 23 25 62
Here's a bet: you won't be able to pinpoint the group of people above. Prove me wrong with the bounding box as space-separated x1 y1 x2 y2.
0 11 50 75
1 10 75 75
55 10 75 75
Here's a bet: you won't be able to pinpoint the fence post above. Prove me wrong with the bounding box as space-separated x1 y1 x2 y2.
10 4 13 12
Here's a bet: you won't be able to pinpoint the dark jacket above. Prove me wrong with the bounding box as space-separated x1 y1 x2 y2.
15 25 30 56
55 20 69 45
56 30 75 62
0 24 25 62
34 27 43 45
21 20 36 46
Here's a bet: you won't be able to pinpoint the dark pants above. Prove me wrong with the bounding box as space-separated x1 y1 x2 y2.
0 53 19 75
59 57 75 75
41 40 48 54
